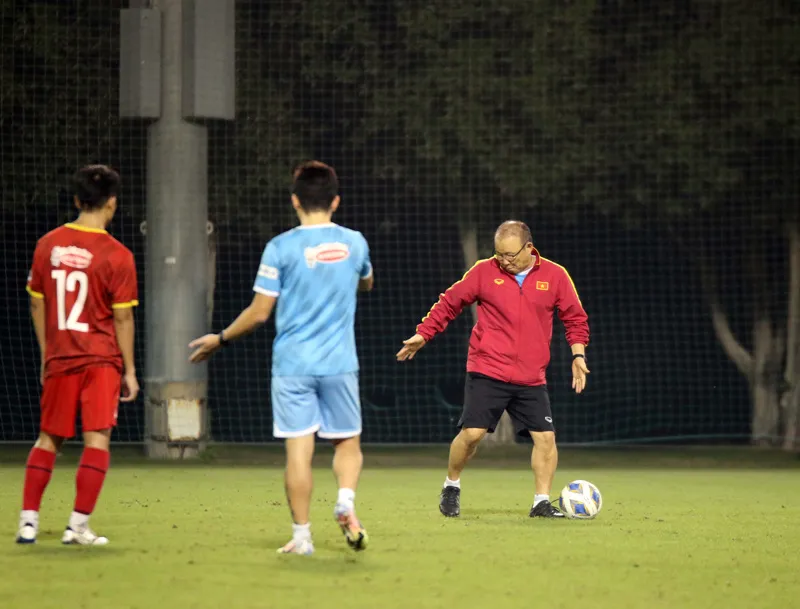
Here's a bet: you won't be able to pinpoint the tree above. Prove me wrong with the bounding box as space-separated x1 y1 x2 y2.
583 0 800 447
277 0 800 446
0 1 128 217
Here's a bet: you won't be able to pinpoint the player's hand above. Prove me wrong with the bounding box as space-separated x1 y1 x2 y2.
121 371 139 402
396 334 426 361
189 334 222 363
571 357 590 394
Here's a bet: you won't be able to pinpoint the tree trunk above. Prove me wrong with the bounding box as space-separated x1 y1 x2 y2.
457 220 516 446
708 301 782 444
782 222 800 450
702 228 788 446
751 315 783 445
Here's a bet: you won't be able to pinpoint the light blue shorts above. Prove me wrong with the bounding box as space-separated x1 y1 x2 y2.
271 373 362 439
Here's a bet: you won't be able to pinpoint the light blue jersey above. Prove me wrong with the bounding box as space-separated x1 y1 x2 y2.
253 223 372 378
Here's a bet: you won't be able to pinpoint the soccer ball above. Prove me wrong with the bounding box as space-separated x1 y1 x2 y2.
559 480 602 519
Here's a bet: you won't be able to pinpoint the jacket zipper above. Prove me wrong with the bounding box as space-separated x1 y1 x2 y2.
513 280 524 384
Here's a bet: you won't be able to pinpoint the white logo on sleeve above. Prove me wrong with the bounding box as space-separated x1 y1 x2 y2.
304 242 350 269
545 416 553 423
50 246 93 269
258 264 279 280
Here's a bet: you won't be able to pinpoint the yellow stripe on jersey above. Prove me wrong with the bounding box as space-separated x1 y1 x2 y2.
541 257 583 308
419 259 489 324
64 222 108 234
26 285 44 299
111 300 139 309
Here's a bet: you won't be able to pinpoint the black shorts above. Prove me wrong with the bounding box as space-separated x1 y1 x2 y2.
458 373 555 437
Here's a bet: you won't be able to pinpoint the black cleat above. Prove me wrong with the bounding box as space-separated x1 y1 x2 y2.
439 486 461 517
529 499 565 518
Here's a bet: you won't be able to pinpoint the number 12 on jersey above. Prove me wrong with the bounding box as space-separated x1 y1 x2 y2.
51 269 89 333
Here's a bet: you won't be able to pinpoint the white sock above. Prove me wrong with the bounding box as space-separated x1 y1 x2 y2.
337 488 355 509
20 510 39 528
292 522 311 542
533 494 549 507
444 477 461 489
68 511 89 531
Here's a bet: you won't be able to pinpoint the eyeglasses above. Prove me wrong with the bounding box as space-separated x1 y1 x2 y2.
494 243 529 262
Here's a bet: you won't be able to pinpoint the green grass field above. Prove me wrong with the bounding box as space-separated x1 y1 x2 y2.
1 446 799 609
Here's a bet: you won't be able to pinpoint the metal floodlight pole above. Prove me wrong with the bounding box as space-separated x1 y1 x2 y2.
121 0 234 458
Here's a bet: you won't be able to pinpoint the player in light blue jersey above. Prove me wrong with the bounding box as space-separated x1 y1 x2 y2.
189 161 373 556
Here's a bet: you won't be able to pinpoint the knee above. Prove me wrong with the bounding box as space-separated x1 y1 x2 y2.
532 431 557 452
35 431 64 453
83 429 111 451
332 436 363 459
458 428 486 448
332 435 361 451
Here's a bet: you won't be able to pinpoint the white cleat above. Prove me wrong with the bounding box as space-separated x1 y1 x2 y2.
61 526 109 546
276 538 314 556
334 504 368 552
15 523 37 544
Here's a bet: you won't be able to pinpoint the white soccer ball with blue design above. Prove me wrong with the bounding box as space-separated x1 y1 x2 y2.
559 480 602 519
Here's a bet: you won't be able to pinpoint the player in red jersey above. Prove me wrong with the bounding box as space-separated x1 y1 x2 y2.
16 165 139 546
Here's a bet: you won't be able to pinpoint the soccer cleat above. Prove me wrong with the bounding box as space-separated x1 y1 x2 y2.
529 499 565 518
334 504 368 551
277 538 315 556
15 523 37 544
61 526 109 546
439 486 461 517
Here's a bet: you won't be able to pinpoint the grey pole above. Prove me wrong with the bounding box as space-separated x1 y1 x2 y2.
144 0 209 458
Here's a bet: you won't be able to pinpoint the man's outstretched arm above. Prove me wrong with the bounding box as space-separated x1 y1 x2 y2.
397 262 482 361
189 293 276 363
416 264 482 341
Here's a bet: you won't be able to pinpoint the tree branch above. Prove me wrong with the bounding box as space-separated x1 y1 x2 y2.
695 233 754 379
708 300 754 379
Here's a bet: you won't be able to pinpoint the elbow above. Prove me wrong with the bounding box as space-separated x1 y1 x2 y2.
251 307 271 325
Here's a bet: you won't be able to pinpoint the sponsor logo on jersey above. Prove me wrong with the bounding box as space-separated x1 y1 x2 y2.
304 242 350 268
494 278 504 285
258 264 279 280
51 246 93 269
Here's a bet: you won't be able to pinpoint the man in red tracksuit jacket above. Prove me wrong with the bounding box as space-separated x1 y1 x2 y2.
397 220 590 518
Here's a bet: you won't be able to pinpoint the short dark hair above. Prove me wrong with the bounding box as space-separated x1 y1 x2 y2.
73 165 120 210
292 161 339 212
495 220 532 245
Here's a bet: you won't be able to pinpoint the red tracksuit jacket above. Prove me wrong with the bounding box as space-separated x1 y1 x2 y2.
416 253 589 386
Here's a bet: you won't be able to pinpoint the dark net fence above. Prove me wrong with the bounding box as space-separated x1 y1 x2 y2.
1 1 797 445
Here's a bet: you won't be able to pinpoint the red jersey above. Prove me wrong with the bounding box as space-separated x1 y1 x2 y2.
416 253 589 386
26 223 138 378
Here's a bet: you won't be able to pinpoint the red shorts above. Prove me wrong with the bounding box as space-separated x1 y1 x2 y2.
40 366 121 438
